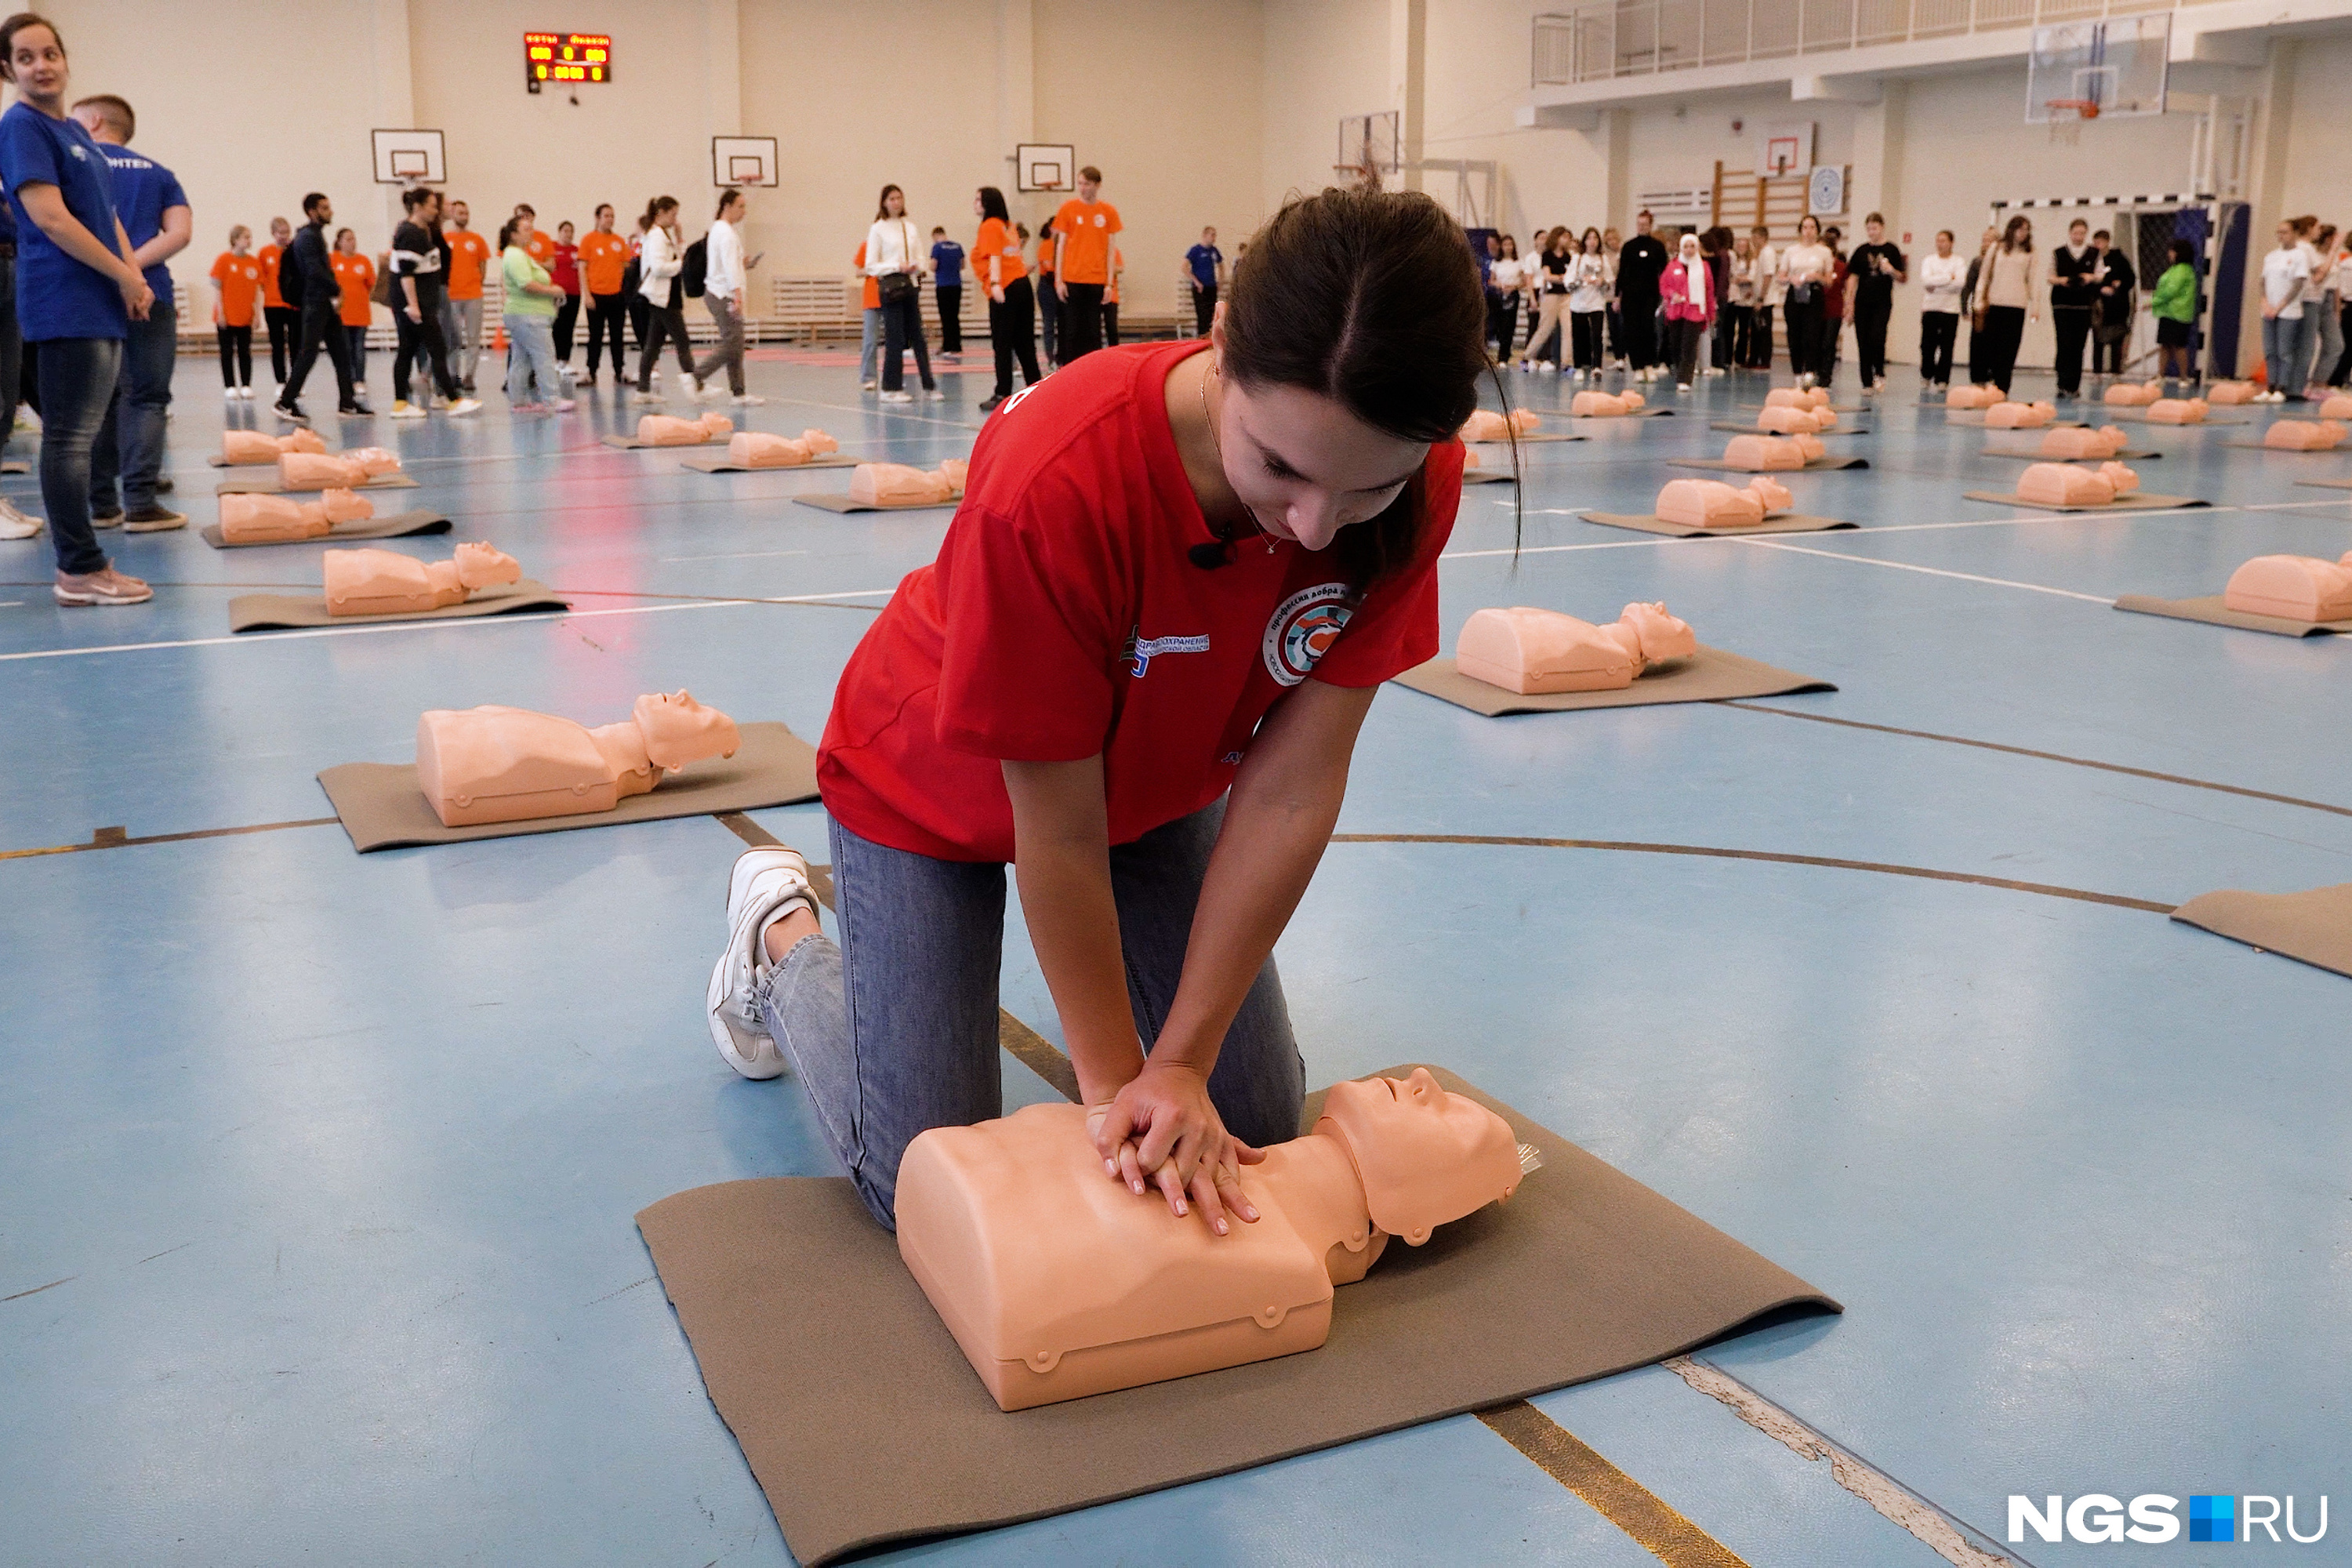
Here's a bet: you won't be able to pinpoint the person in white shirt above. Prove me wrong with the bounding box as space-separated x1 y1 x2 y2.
1747 225 1781 368
2323 230 2352 390
2294 217 2340 397
2259 218 2313 403
1915 230 1966 390
1566 227 1612 379
1485 234 1526 359
688 187 759 405
632 196 697 405
865 183 939 404
1778 216 1836 387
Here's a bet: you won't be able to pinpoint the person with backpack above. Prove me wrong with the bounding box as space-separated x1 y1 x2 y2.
684 187 757 404
631 195 696 405
863 183 939 404
930 225 964 359
274 191 368 421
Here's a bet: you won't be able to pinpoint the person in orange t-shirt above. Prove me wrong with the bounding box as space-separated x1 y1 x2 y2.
578 202 631 383
441 199 492 390
1051 166 1122 363
256 215 296 387
208 225 263 396
856 239 882 388
329 228 377 394
971 186 1037 409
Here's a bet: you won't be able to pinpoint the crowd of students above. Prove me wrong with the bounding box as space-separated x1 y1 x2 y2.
1482 204 2352 402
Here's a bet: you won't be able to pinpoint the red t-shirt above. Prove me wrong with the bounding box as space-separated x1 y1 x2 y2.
818 338 1459 863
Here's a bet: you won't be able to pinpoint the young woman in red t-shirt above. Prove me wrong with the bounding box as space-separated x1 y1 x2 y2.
706 189 1497 1235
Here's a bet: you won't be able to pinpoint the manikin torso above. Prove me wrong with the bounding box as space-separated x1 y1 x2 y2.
415 689 741 826
896 1069 1526 1411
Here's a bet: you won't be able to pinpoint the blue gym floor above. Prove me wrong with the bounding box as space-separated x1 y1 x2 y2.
5 343 2348 1566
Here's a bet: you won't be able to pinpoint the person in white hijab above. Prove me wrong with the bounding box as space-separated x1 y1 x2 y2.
1661 231 1715 392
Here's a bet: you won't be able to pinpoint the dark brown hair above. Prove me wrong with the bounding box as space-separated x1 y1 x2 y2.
0 12 60 82
2002 215 2034 253
715 187 742 220
1222 186 1509 589
875 184 902 222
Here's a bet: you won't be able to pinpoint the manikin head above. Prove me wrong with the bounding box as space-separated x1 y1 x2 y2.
450 541 521 589
1208 188 1486 564
1317 1069 1523 1245
1076 165 1102 202
633 690 741 771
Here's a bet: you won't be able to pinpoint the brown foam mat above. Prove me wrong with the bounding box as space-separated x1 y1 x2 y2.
1668 456 1869 472
317 720 817 851
600 434 717 450
2111 594 2352 637
676 452 862 473
1570 407 1676 419
635 1064 1837 1566
1 459 24 474
1708 422 1869 436
1580 510 1853 539
201 511 452 549
228 579 569 633
1738 401 1865 414
1461 467 1515 485
1962 490 2206 513
1980 443 2161 461
1466 431 1587 445
2296 477 2352 491
1940 411 2088 428
793 493 960 514
2221 441 2352 454
1392 648 1835 714
215 472 420 496
2101 408 2251 424
2172 883 2352 979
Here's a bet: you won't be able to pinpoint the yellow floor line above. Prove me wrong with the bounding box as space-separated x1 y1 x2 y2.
1479 1400 1751 1567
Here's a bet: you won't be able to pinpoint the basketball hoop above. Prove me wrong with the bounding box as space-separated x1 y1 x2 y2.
2045 99 2100 146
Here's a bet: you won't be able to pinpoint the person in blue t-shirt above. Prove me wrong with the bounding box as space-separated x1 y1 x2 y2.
0 12 154 605
72 93 189 533
1182 226 1224 339
928 226 964 359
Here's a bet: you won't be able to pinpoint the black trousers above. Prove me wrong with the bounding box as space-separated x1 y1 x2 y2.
263 304 299 384
1919 311 1958 385
1747 303 1774 368
1487 293 1518 357
393 301 457 404
880 291 934 391
586 292 628 378
1570 310 1603 370
1711 305 1737 374
1622 294 1661 369
1605 303 1624 361
987 277 1040 397
636 303 696 391
2052 306 2092 394
1059 281 1105 361
1668 317 1704 385
1038 277 1058 363
1725 304 1754 366
936 285 963 354
281 304 356 408
1782 299 1824 380
628 292 651 350
1979 305 2027 392
216 325 252 388
554 292 581 361
1855 297 1893 386
1102 303 1120 347
1193 282 1217 337
2091 327 2126 375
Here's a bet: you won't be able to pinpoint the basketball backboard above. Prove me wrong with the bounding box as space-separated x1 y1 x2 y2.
712 136 778 187
1759 120 1815 178
2027 13 2171 122
1016 143 1075 194
371 129 445 185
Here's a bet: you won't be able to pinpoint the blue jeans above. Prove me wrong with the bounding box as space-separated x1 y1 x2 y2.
504 313 559 405
90 298 179 515
757 800 1307 1229
36 336 122 575
858 306 880 383
2263 312 2310 397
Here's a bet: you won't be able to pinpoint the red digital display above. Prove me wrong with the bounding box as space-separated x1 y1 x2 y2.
525 31 612 85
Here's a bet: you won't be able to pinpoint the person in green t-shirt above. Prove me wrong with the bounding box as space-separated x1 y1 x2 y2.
497 216 570 412
2151 239 2198 384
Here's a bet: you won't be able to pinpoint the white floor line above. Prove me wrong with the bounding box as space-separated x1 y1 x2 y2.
657 549 811 564
1665 1357 2022 1568
0 587 895 664
1731 538 2116 602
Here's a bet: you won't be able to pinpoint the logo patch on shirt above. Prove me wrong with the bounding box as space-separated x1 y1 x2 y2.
1123 630 1210 678
1262 583 1352 687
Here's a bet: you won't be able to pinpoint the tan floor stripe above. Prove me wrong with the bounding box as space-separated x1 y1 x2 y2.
1479 1400 1751 1566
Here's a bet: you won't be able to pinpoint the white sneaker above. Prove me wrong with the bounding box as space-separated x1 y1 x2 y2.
684 372 705 399
861 379 877 391
1676 383 1692 394
706 847 819 1079
0 496 40 539
16 408 41 434
445 397 483 416
731 393 767 405
879 390 913 404
390 400 426 419
921 387 946 401
630 390 662 405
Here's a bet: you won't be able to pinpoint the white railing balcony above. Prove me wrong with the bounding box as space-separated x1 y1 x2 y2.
1532 0 2200 85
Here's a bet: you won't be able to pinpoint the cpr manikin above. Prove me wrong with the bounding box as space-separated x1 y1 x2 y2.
2016 460 2139 506
2037 424 2131 459
1654 475 1793 528
321 542 521 616
1456 601 1698 693
1755 404 1834 434
2146 397 2208 424
637 412 735 445
726 428 841 467
2321 394 2352 420
415 690 742 827
1457 408 1541 442
2205 380 2256 405
849 459 969 507
1720 434 1809 470
2263 419 2348 451
219 488 375 543
2223 552 2352 621
281 446 401 490
895 1069 1529 1411
1946 383 2003 408
2103 380 2162 407
221 428 326 463
1570 389 1646 417
1983 400 2059 429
